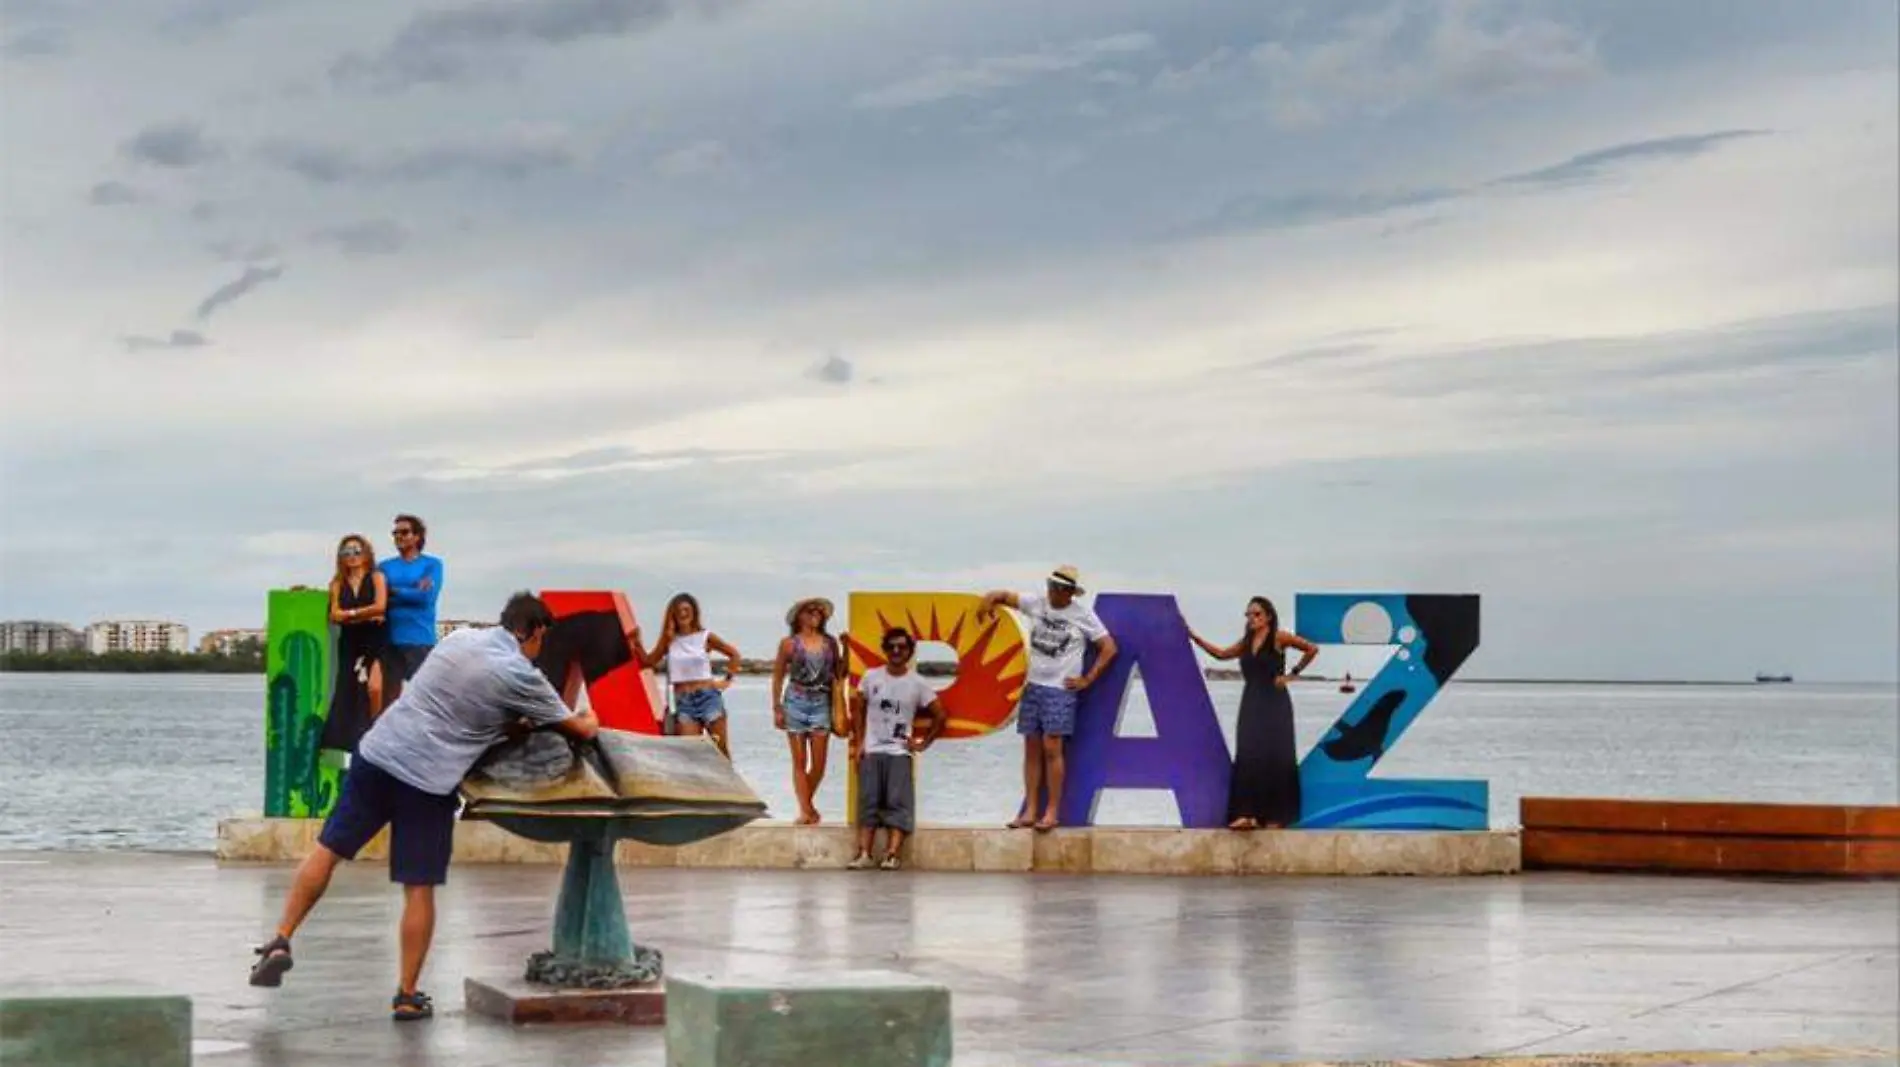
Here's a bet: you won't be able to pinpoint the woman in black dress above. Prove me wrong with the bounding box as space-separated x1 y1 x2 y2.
1190 597 1318 829
320 534 388 755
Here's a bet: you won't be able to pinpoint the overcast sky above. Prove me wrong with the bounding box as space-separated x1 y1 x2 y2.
2 0 1895 681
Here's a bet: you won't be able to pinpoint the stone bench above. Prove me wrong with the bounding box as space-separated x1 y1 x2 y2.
0 990 191 1067
665 971 951 1067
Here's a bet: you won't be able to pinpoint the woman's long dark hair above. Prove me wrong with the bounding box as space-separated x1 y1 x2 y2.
1242 596 1279 655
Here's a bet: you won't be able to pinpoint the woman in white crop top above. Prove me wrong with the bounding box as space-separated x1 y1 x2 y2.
636 592 741 756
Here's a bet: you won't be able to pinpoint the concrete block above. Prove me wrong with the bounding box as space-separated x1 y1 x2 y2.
666 971 950 1067
908 828 974 871
0 990 191 1067
969 830 1032 872
1029 828 1093 872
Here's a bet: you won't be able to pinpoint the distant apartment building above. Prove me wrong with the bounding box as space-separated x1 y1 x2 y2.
199 628 267 656
0 620 86 655
85 620 190 655
436 619 489 638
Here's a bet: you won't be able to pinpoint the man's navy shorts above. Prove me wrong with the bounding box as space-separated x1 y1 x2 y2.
318 756 458 886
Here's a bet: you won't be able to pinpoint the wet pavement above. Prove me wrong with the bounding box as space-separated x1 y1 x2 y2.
0 853 1894 1066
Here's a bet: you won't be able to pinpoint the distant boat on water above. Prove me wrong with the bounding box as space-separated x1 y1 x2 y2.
1339 672 1357 694
1755 673 1794 684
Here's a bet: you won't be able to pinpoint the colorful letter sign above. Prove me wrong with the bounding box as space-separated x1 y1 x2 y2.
1062 594 1233 828
1294 594 1485 830
534 591 663 734
844 592 1027 738
264 588 342 818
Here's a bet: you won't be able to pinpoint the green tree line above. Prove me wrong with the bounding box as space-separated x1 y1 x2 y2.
0 646 265 674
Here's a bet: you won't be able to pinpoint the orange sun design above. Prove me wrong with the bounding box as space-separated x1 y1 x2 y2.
845 593 1027 739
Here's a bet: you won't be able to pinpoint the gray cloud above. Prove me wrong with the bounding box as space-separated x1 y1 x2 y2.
1193 186 1457 234
3 25 69 58
189 201 221 223
120 122 224 168
121 329 210 353
1185 128 1769 238
854 32 1155 110
195 264 285 321
206 240 280 263
87 181 143 206
331 0 737 91
813 354 853 384
257 132 576 185
1493 130 1770 189
310 219 411 257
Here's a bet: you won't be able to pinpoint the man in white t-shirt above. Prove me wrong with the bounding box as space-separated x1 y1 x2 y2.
847 626 945 870
979 564 1117 832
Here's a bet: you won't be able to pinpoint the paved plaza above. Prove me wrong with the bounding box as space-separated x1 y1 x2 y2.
0 853 1894 1066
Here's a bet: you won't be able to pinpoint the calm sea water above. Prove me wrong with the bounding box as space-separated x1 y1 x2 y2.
0 673 1893 851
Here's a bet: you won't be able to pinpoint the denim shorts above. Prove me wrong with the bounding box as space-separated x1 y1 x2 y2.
673 687 727 725
783 689 831 734
1017 682 1078 737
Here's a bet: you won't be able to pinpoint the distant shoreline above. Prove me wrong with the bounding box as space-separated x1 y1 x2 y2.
0 655 1868 686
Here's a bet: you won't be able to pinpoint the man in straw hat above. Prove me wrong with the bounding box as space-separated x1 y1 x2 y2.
979 565 1117 831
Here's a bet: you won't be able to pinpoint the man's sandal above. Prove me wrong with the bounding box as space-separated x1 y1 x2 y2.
248 936 293 987
392 990 434 1022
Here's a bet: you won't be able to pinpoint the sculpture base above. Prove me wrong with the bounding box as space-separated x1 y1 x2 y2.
464 976 666 1026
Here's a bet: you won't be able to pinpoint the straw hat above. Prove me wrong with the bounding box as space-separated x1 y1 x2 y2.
1047 564 1085 594
785 596 836 627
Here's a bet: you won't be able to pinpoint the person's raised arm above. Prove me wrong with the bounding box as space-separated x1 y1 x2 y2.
1189 629 1242 661
638 618 672 670
707 633 741 687
1279 630 1319 683
977 590 1020 620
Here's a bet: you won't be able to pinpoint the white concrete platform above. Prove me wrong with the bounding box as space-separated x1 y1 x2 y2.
216 817 1521 876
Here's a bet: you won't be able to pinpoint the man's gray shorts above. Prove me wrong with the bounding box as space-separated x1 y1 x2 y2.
857 752 915 833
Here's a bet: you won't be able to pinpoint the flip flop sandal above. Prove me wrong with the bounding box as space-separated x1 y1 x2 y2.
248 936 293 988
879 855 902 871
391 990 434 1022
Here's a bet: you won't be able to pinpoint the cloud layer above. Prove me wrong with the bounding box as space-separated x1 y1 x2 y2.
1 0 1896 682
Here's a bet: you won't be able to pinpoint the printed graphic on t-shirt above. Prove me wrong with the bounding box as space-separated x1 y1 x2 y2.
1029 615 1079 661
861 668 936 756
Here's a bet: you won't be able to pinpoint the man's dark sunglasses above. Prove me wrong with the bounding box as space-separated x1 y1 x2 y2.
392 527 414 537
882 640 913 654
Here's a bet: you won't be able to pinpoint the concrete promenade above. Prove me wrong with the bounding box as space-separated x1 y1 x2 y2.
0 853 1894 1067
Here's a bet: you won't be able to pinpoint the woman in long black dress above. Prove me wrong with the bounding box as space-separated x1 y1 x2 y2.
1190 597 1318 829
320 534 388 756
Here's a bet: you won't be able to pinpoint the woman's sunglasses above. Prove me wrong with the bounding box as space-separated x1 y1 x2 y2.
339 547 363 558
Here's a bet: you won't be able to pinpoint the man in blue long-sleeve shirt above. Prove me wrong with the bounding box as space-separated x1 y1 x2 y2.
380 513 443 702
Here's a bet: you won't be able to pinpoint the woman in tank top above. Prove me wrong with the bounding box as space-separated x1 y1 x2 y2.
772 597 845 824
638 593 741 757
321 533 388 756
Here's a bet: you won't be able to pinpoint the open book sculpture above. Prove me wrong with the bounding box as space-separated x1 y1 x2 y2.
460 729 767 992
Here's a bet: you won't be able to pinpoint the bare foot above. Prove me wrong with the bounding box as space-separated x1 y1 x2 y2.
1228 817 1251 831
794 810 817 826
1034 812 1059 833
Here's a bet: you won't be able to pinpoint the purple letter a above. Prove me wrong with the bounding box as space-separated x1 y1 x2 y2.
1059 593 1233 828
